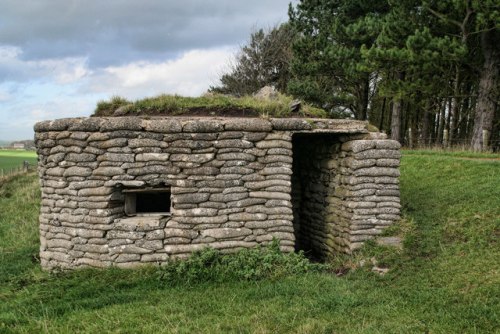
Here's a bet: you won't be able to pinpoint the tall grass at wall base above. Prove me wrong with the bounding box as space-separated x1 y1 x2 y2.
156 240 327 285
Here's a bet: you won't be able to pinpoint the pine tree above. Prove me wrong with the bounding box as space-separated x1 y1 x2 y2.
361 0 465 142
288 0 390 120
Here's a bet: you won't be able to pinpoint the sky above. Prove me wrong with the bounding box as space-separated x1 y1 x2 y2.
0 0 295 141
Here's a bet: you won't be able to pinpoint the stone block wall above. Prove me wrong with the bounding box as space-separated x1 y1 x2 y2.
291 134 401 258
336 139 401 251
34 117 400 269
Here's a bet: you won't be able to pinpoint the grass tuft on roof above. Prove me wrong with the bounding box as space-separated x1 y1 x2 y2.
93 93 328 118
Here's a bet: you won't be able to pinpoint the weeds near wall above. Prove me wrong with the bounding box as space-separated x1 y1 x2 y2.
156 240 327 285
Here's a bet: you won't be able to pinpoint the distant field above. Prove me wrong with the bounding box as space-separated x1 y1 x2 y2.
0 150 38 171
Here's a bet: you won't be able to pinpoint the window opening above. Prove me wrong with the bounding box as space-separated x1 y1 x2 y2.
123 187 171 216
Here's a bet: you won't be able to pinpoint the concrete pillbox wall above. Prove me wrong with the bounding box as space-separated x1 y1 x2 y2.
34 117 401 269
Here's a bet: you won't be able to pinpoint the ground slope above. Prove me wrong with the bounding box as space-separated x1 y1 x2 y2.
0 151 498 333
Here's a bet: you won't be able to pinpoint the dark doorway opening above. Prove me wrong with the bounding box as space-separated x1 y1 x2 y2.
291 133 341 261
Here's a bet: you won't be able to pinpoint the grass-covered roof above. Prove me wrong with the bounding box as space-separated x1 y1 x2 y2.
93 93 328 118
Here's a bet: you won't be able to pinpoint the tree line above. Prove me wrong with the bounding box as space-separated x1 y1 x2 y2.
210 0 499 151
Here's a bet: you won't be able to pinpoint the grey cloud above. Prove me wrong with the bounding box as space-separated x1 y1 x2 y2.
0 0 293 68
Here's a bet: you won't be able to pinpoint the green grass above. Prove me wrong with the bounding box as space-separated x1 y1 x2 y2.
0 151 499 333
0 150 37 171
93 94 328 118
404 149 500 160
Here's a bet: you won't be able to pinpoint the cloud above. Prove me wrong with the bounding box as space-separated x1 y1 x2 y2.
0 45 90 83
36 58 91 84
0 85 100 140
0 45 21 59
85 47 234 98
0 88 12 101
0 0 294 68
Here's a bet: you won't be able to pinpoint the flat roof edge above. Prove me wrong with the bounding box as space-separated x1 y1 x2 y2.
34 117 371 134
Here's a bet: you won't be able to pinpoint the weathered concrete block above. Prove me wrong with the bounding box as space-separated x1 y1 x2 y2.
260 167 293 176
128 165 180 175
354 149 401 160
143 119 182 133
183 120 223 133
173 193 210 204
69 118 103 132
183 167 219 175
245 179 291 190
215 139 253 149
172 208 218 217
98 153 134 162
58 138 87 148
141 253 170 262
63 166 92 177
249 191 291 200
115 253 141 262
229 212 267 221
92 138 128 149
170 153 214 163
354 167 400 177
224 119 272 132
201 228 252 239
135 153 170 162
376 140 401 150
217 152 256 161
100 117 143 131
65 153 96 162
135 239 163 250
46 167 65 177
46 239 73 249
256 140 292 149
93 167 125 176
128 138 165 148
270 118 312 130
227 198 265 209
376 159 400 167
342 140 373 153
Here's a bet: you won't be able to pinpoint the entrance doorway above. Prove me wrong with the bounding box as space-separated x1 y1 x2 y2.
291 133 341 260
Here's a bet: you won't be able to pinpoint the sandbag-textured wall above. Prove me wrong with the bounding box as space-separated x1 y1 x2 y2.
291 135 401 258
34 117 400 269
337 140 401 251
292 134 342 259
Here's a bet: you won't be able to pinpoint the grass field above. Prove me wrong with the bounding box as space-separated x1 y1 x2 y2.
0 150 37 172
0 151 499 333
